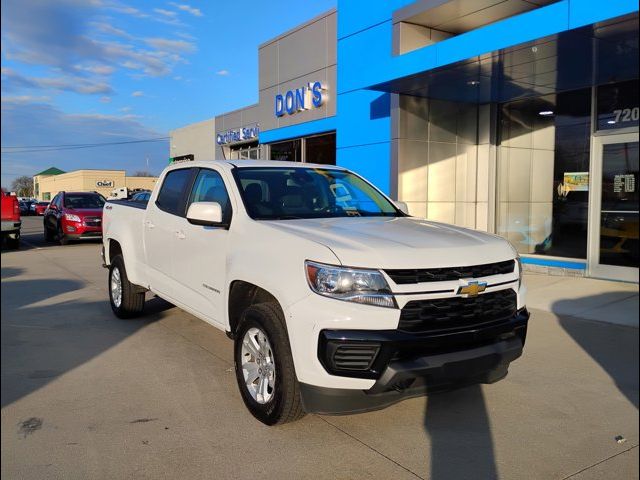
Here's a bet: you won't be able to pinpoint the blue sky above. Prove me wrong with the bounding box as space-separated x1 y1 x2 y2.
0 0 335 187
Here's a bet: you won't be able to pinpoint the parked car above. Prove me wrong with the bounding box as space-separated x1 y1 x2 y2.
130 191 151 203
19 200 34 216
102 160 528 425
33 202 50 215
1 189 21 249
44 191 105 245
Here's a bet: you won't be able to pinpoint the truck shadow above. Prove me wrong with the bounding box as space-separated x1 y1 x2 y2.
555 295 639 410
1 276 173 408
424 385 498 480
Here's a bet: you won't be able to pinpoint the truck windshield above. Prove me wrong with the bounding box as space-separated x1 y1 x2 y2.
233 167 402 220
64 194 105 209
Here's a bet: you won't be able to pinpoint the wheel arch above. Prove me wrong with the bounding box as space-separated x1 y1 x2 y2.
227 281 285 338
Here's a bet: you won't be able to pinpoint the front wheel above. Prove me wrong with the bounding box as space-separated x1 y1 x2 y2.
234 303 306 425
57 224 69 245
108 255 145 318
44 223 55 242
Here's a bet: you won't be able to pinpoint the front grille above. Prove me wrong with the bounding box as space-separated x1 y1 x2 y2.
84 216 102 227
385 260 515 284
331 343 380 371
399 289 517 333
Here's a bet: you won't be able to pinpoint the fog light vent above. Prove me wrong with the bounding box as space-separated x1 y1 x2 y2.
332 343 380 371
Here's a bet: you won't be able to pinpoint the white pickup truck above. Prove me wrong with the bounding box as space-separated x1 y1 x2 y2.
102 160 529 425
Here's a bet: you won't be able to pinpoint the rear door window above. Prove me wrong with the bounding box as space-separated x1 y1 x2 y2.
156 168 194 216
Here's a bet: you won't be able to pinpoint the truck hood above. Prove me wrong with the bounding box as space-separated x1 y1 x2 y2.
264 216 515 269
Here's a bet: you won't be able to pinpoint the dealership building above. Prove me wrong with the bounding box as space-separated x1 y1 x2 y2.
170 0 639 282
33 167 158 201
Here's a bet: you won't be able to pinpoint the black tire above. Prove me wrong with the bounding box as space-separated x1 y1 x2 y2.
234 303 306 425
108 255 145 319
44 223 54 242
58 224 69 245
6 233 20 249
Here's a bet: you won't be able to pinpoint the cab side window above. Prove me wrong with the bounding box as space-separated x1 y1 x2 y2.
187 169 232 224
156 168 193 216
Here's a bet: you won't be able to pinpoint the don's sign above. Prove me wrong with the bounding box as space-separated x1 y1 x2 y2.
275 81 326 118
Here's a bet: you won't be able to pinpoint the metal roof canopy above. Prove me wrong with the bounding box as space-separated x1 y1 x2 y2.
369 13 638 103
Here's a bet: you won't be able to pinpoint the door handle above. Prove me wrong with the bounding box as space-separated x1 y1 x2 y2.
175 230 186 240
145 221 155 229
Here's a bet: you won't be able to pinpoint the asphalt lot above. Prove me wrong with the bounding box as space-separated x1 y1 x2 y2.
2 216 638 480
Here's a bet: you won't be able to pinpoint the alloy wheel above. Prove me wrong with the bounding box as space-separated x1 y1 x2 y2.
241 327 276 404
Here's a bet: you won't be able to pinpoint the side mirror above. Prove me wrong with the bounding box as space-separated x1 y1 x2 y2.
186 201 226 227
394 201 409 215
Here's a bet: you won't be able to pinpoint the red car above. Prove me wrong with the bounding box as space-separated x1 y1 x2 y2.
34 201 50 215
43 191 105 245
1 189 21 249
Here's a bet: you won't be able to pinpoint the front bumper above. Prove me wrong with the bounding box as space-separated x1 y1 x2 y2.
300 308 529 414
63 222 102 239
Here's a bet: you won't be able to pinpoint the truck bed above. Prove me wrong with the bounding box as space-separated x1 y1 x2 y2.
106 198 148 209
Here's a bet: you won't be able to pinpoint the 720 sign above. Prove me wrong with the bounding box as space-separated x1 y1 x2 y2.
612 107 640 123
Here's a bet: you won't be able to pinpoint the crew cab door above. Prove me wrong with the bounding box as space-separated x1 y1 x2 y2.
171 167 231 326
144 167 195 296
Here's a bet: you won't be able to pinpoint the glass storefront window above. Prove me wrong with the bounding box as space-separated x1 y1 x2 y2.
305 133 336 165
270 139 302 162
596 80 639 131
497 88 591 259
599 142 639 268
229 141 261 160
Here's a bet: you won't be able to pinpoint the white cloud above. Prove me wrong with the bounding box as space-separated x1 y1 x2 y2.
169 2 203 17
216 69 230 76
2 67 113 95
154 8 177 17
100 96 112 103
0 95 51 104
90 21 133 39
144 37 195 54
75 64 116 75
1 0 198 86
131 90 144 97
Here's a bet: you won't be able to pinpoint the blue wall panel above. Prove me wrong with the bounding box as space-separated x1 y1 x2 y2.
259 116 337 144
336 90 391 149
337 142 392 195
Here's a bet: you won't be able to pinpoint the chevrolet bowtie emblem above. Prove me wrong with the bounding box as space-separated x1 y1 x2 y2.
457 281 487 297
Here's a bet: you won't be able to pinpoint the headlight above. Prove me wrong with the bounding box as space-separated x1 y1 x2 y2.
64 213 81 222
305 261 396 308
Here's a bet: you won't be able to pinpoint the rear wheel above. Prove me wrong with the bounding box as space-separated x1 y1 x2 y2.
234 303 305 425
108 255 145 318
5 233 20 249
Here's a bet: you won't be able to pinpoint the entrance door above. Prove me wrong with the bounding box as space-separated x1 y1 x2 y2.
589 133 639 282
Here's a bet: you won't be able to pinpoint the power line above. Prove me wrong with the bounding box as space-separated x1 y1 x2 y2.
1 137 169 154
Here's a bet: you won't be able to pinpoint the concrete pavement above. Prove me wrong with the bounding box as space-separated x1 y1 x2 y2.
1 216 638 479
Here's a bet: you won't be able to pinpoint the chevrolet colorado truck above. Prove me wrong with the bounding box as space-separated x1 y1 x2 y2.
102 160 529 425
